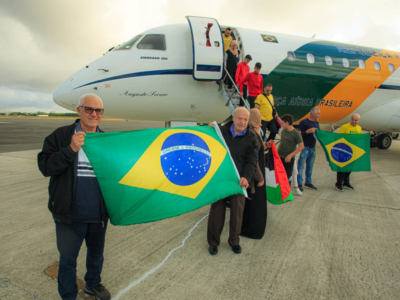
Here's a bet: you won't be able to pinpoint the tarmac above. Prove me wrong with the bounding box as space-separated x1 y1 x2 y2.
1 118 399 300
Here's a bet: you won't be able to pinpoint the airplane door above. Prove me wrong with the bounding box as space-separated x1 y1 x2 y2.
186 16 224 81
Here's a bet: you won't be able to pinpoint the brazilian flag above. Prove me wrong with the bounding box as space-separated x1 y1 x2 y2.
315 130 371 172
82 126 244 225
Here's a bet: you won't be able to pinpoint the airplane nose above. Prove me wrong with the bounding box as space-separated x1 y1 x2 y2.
53 79 72 110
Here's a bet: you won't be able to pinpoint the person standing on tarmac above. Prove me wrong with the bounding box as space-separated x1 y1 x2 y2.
254 83 278 141
335 113 367 192
277 114 304 185
239 62 263 108
297 107 321 191
38 93 111 300
207 107 259 256
236 54 252 104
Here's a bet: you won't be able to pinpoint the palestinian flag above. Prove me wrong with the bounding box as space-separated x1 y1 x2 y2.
265 142 293 205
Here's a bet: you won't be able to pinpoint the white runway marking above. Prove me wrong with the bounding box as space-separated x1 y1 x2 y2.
112 214 209 300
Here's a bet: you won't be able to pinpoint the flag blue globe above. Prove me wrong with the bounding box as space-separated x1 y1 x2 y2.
331 143 353 163
161 133 212 186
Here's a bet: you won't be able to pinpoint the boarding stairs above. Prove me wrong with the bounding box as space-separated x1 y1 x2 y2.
218 67 250 114
185 16 250 115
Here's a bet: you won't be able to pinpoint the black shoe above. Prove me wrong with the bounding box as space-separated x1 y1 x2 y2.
85 283 111 300
298 185 304 192
208 245 218 255
305 183 318 190
343 183 354 190
335 184 344 192
231 244 242 254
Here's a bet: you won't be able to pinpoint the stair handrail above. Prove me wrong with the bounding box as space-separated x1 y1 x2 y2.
223 67 250 110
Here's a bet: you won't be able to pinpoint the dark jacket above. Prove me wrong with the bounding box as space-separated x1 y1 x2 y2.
37 119 108 224
220 121 259 183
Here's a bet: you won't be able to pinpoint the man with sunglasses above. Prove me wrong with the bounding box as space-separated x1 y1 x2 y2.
38 93 111 300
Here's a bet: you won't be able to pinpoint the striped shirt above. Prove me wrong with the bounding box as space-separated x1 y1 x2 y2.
72 122 103 222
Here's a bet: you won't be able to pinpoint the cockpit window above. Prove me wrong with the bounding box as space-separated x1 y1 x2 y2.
137 34 166 50
115 35 142 50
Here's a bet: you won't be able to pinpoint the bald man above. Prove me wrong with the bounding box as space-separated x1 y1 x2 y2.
207 107 259 255
335 113 362 192
38 94 111 300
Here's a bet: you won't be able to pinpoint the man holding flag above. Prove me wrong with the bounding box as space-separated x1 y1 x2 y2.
38 94 111 300
314 113 372 192
335 113 364 191
207 107 259 255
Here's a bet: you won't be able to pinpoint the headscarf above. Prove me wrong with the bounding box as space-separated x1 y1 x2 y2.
249 108 262 137
229 40 238 56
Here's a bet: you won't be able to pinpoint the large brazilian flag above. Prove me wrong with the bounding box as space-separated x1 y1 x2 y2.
82 126 244 225
315 130 371 172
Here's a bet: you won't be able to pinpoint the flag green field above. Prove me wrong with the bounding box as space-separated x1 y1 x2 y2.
315 130 371 172
82 126 244 225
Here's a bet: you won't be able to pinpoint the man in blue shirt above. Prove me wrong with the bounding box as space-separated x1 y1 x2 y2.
207 107 259 255
297 107 321 191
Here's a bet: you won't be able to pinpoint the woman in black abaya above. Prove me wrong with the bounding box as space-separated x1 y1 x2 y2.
224 40 240 89
241 108 267 239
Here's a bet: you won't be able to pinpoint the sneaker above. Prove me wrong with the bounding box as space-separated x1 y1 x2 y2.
305 183 318 190
343 183 354 190
294 187 302 196
335 184 344 192
298 185 304 192
85 283 111 300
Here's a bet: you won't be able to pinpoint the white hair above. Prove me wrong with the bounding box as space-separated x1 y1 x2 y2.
310 107 320 116
233 107 249 116
78 93 104 107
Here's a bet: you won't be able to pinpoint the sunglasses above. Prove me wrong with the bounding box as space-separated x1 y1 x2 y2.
79 106 104 115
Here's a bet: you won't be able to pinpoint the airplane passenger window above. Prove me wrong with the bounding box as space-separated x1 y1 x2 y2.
115 35 142 50
325 56 333 66
359 60 366 69
374 62 381 71
342 58 350 68
137 34 166 50
307 53 315 64
389 63 395 72
287 51 296 61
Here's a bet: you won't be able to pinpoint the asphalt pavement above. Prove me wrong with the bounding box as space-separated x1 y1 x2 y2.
1 118 399 300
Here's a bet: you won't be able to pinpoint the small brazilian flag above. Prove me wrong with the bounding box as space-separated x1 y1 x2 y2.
315 130 371 172
82 126 244 225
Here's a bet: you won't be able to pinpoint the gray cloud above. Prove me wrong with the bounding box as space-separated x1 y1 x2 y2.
1 0 399 112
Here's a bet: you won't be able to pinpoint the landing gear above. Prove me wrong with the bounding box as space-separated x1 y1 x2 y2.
392 132 399 140
377 134 392 149
370 133 392 149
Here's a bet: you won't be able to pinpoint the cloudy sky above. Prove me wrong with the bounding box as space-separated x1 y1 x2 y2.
1 0 399 112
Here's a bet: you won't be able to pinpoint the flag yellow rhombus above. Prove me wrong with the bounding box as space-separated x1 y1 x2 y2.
119 129 227 199
326 138 365 168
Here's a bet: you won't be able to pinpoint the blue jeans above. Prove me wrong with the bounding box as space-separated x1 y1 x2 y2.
297 147 316 186
55 221 107 300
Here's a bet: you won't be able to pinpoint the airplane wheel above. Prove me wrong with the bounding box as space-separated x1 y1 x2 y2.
377 134 392 149
392 133 399 139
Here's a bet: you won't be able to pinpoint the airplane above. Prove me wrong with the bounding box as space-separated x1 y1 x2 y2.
53 16 400 149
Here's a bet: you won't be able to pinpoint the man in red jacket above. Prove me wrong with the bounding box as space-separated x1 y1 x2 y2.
239 62 263 108
235 54 252 105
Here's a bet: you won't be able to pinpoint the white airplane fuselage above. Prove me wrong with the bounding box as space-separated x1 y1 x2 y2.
54 21 400 133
